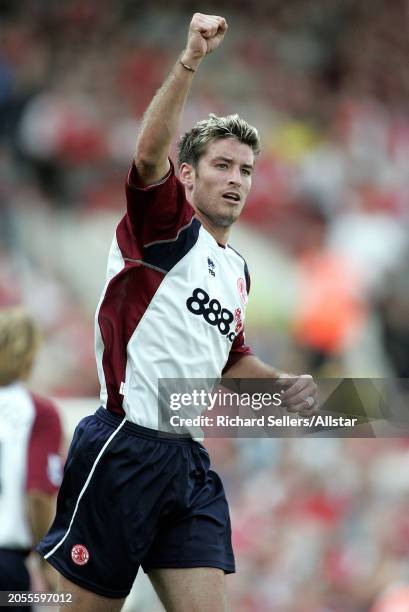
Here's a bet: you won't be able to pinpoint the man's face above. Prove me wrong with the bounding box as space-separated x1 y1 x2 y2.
183 137 254 228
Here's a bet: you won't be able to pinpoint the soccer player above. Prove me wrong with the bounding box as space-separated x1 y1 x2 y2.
0 307 63 603
37 13 318 612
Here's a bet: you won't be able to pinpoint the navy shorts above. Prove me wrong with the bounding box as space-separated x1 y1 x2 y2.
37 407 235 598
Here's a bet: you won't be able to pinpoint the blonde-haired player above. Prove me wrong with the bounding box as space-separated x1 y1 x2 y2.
0 308 63 600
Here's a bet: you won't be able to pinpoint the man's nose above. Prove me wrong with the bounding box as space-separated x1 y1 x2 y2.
228 166 242 185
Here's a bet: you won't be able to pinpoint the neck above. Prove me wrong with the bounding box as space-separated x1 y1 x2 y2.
194 209 230 246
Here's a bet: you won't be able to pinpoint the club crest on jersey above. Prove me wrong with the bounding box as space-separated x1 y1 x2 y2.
237 278 248 305
71 544 90 566
207 257 216 277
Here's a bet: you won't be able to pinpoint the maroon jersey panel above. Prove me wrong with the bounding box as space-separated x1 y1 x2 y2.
26 394 63 495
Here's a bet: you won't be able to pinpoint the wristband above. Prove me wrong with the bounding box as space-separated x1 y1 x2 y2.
179 59 196 72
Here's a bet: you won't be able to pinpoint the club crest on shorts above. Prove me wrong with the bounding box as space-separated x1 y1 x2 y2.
237 278 248 305
71 544 90 566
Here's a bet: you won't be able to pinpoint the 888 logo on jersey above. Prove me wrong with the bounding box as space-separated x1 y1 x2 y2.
186 288 239 342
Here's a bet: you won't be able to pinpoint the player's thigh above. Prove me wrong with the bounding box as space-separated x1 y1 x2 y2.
148 567 227 612
58 574 126 612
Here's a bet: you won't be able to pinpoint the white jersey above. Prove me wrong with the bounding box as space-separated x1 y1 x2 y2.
95 161 253 431
0 383 62 549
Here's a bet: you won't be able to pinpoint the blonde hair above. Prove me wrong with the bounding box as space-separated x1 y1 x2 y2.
0 307 41 385
178 113 261 167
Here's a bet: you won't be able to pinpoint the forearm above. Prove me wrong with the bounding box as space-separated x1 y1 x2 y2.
135 54 201 182
27 491 59 591
223 355 319 414
27 491 55 545
223 354 285 379
134 13 227 184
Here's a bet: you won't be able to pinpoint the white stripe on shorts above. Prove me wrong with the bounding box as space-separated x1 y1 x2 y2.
44 416 127 560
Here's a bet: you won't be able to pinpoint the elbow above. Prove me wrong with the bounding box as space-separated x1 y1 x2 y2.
133 155 160 185
133 153 157 174
133 151 170 186
134 136 160 170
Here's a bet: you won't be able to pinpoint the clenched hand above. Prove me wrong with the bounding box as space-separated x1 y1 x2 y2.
183 13 228 66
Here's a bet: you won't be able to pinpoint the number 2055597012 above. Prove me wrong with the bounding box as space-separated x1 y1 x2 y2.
1 592 73 606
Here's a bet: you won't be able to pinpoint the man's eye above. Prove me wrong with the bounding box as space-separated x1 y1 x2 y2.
241 169 251 176
216 163 228 169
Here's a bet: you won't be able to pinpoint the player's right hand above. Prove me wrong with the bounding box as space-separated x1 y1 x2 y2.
184 13 228 63
278 373 319 416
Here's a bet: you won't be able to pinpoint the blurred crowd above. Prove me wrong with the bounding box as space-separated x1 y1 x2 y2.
1 0 409 390
1 1 409 610
210 436 409 612
0 0 409 395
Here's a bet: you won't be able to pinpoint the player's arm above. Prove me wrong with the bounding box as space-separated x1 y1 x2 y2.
26 397 63 590
223 354 319 415
26 491 56 546
27 491 59 590
134 13 228 185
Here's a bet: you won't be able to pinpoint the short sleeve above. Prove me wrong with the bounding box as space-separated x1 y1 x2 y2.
222 329 254 374
125 159 194 247
223 258 253 373
26 395 63 495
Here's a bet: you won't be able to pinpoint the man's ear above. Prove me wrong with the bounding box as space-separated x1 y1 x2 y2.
179 162 195 191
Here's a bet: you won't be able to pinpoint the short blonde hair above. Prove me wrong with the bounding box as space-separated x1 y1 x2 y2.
178 113 261 167
0 307 41 385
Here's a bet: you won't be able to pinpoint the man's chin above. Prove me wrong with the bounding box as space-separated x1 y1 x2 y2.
195 205 239 228
213 208 241 227
213 215 237 228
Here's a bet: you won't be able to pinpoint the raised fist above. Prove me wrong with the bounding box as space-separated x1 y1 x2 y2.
184 13 228 62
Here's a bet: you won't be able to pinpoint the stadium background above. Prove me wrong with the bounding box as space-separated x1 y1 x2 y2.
1 0 409 610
